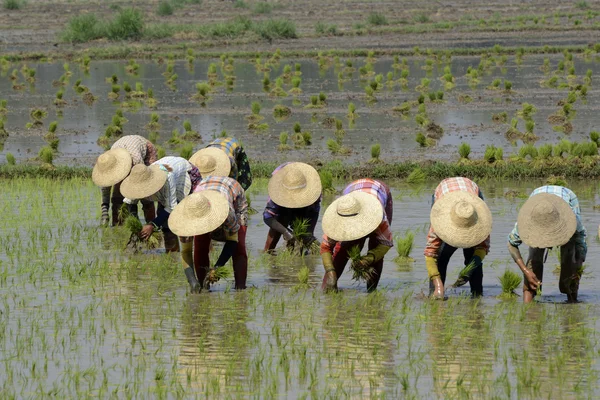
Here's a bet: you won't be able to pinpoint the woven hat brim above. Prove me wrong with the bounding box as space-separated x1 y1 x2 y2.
517 192 577 248
268 163 322 208
92 148 132 187
322 191 384 241
168 191 230 237
430 191 493 249
189 147 231 178
120 165 167 200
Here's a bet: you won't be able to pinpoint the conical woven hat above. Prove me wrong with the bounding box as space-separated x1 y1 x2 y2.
517 192 577 248
268 162 322 208
168 191 230 237
322 191 384 241
189 147 231 177
120 164 167 200
430 191 493 249
92 148 132 187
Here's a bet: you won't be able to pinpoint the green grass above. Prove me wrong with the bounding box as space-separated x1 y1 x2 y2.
157 1 174 16
253 2 272 14
498 269 522 296
367 12 388 26
394 231 414 260
61 8 144 43
3 0 22 10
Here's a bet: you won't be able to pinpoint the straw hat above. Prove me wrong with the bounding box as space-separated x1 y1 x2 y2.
92 148 133 187
322 191 384 241
517 192 576 248
168 191 230 237
268 162 322 208
430 191 492 249
189 147 231 178
120 164 167 200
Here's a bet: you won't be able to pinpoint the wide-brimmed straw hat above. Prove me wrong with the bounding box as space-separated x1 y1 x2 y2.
322 191 384 241
189 147 231 178
92 148 133 187
168 191 230 237
517 192 576 248
268 162 322 208
430 191 493 249
120 164 167 200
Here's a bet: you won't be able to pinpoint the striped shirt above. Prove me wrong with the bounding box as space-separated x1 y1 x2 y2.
124 157 195 213
321 179 393 254
207 137 253 190
508 185 587 248
193 176 248 235
425 177 490 257
111 135 158 166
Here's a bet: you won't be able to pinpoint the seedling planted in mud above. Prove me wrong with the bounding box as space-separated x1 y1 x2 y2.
498 269 522 298
273 104 291 120
320 170 335 194
369 144 381 163
278 132 290 151
5 152 15 165
247 102 263 122
182 120 200 140
458 143 471 159
38 146 54 165
406 168 426 184
394 231 414 261
124 215 160 252
348 245 375 282
146 113 160 131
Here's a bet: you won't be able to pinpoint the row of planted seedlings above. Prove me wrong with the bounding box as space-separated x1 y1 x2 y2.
1 45 599 164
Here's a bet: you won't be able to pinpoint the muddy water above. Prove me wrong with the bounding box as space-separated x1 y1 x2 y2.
1 178 600 398
2 54 600 165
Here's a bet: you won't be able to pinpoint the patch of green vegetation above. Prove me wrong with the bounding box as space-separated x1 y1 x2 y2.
367 12 388 26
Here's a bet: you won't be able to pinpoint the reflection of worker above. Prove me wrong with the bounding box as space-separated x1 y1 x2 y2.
92 135 157 226
169 176 248 292
320 179 393 292
508 186 587 303
121 157 201 277
189 137 252 190
263 162 322 252
425 177 492 299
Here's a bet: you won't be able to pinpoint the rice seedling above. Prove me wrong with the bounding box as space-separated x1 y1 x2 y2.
124 215 160 252
193 82 211 103
538 144 553 159
73 79 89 94
278 132 290 151
492 111 508 123
498 269 522 299
0 120 7 138
157 1 174 16
270 78 287 97
319 170 335 194
394 231 414 261
6 152 15 165
125 59 140 75
82 92 97 106
108 84 120 100
458 143 471 159
347 245 375 282
29 108 47 127
38 146 54 165
45 121 58 140
368 143 381 163
295 266 310 289
406 168 426 184
518 144 538 160
148 131 160 144
367 12 388 26
484 145 503 163
205 266 232 285
504 80 513 92
3 0 22 10
146 113 161 131
346 102 357 120
179 142 194 159
54 90 67 107
182 120 200 140
168 129 182 146
247 101 263 122
289 77 302 95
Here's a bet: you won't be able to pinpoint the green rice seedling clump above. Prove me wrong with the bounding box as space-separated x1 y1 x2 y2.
538 144 553 159
406 168 426 184
370 143 381 162
157 1 174 16
6 152 15 165
179 143 194 159
395 231 414 260
519 144 538 159
348 245 375 282
367 12 388 26
38 146 54 164
3 0 23 10
459 143 471 159
205 266 232 285
498 269 522 298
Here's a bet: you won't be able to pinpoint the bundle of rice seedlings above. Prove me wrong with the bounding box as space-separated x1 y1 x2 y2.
498 269 522 298
406 168 426 184
394 231 414 261
451 259 479 288
295 266 310 289
124 215 160 252
205 265 232 285
348 245 374 282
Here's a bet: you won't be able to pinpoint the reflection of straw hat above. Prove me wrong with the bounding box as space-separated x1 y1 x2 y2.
120 164 167 200
189 147 231 177
268 162 322 208
430 191 492 248
168 191 230 237
322 192 383 241
517 193 576 248
92 148 132 187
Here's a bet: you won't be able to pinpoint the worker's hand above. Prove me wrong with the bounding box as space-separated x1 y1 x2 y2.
140 224 154 240
324 270 338 292
523 269 541 291
352 253 375 270
431 276 444 300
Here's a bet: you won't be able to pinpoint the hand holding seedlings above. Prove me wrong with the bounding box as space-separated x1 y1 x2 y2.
139 224 154 240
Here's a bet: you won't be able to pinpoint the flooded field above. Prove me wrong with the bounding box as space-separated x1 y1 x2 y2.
2 52 600 166
1 177 600 398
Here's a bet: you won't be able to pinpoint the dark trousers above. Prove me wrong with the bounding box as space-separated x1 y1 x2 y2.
101 183 155 226
193 225 248 289
428 243 483 296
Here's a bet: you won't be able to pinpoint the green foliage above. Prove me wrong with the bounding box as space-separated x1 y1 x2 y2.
504 80 512 90
233 0 247 8
157 1 174 16
319 170 334 193
254 19 297 40
179 143 194 159
415 132 427 147
4 0 23 10
498 270 522 295
519 144 538 159
38 146 54 164
367 12 388 26
371 143 381 160
484 145 502 163
61 14 102 43
395 231 414 259
106 8 144 40
6 153 15 165
538 144 553 159
458 143 471 159
590 131 600 146
406 168 426 184
315 22 338 35
253 2 272 14
251 101 261 115
553 139 572 157
571 141 598 157
48 121 58 134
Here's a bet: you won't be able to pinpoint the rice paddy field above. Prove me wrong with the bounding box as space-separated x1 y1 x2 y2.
3 0 600 398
